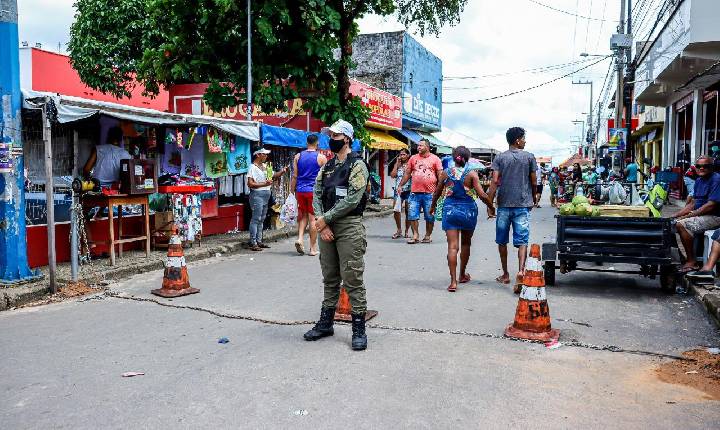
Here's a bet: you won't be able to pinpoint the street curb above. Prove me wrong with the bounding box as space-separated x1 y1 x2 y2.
0 208 394 311
689 282 720 328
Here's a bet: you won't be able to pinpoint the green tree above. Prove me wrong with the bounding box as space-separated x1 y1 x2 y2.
69 0 467 144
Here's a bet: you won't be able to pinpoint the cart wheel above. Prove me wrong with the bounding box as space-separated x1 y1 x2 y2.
659 266 676 293
544 260 556 286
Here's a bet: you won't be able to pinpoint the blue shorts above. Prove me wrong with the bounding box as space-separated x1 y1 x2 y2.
408 192 435 222
495 207 530 247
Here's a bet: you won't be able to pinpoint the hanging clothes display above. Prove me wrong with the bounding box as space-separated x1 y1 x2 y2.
182 132 205 177
227 137 252 174
205 142 228 178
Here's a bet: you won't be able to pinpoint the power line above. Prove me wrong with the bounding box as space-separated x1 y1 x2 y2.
443 56 611 104
523 0 616 22
443 58 600 81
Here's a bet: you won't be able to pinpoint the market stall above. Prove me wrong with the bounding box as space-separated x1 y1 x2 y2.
22 90 260 271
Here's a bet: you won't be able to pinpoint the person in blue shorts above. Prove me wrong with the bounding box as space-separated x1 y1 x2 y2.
488 127 538 293
431 146 494 292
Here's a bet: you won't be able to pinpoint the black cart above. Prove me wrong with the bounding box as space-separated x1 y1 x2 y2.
542 215 677 292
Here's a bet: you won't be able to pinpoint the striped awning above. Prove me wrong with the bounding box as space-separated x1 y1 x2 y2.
368 130 408 151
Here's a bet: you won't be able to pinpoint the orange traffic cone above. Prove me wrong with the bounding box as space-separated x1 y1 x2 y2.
152 234 199 298
504 244 559 342
333 285 378 322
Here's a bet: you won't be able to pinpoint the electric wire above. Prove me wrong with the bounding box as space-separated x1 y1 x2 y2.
523 0 616 22
443 56 612 104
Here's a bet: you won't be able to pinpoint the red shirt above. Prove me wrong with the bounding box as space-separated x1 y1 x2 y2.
408 153 442 194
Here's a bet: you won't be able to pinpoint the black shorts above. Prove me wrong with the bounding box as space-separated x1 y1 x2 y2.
536 184 544 195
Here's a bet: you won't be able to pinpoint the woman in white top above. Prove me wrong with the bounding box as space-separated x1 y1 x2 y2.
247 148 287 251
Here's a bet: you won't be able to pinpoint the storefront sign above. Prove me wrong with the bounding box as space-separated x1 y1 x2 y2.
349 79 402 130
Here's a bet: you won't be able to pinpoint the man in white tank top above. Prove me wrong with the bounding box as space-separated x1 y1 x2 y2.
83 126 131 186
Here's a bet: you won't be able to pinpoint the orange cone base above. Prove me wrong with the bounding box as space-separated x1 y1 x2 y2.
504 324 560 343
334 309 378 322
151 287 200 298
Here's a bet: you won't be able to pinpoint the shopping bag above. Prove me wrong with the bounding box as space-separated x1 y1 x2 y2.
280 194 298 225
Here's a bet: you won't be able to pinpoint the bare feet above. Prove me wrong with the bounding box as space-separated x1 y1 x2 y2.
459 273 472 283
496 273 510 284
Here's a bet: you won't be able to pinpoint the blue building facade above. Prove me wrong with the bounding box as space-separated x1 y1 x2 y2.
400 33 442 132
349 31 443 133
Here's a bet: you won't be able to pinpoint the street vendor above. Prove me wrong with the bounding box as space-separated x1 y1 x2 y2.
673 155 720 272
82 126 131 187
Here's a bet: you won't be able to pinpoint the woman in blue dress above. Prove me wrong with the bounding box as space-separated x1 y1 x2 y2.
431 146 495 292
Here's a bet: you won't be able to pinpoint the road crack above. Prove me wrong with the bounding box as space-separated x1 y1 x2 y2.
102 290 693 362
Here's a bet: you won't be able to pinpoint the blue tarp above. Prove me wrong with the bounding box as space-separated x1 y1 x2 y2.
394 128 423 144
261 124 360 151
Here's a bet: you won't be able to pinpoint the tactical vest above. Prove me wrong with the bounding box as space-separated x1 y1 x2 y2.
321 153 368 217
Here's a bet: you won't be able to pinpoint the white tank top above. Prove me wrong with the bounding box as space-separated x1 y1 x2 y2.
94 144 131 185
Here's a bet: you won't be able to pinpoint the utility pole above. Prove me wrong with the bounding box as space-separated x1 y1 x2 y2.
625 0 634 161
573 80 594 158
0 0 36 282
246 0 252 121
612 0 628 171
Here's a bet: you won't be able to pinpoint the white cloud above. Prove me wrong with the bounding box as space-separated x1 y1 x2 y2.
16 0 618 162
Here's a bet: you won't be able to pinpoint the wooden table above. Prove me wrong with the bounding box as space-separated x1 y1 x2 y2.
82 194 151 266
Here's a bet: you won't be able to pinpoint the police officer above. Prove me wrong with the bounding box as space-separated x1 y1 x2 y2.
303 119 370 351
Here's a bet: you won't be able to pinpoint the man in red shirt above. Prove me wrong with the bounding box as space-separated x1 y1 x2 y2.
399 139 443 244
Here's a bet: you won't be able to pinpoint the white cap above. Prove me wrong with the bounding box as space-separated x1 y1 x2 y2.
321 119 354 139
253 148 271 156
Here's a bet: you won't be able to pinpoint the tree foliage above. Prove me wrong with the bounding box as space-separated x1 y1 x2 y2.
69 0 467 145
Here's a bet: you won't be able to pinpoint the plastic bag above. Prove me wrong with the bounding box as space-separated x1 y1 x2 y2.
279 193 298 225
608 181 627 204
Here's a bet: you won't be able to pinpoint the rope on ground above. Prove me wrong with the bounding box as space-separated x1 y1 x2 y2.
101 290 694 362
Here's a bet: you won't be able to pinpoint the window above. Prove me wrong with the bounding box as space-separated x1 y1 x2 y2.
434 87 438 101
409 73 413 88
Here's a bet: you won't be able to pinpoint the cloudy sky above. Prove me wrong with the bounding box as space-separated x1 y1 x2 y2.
18 0 621 161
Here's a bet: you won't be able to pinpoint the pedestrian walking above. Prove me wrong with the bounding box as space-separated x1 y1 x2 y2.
304 119 370 351
398 139 442 244
247 148 287 252
431 146 494 292
390 148 411 239
535 162 545 208
488 127 538 293
290 134 327 256
549 167 560 207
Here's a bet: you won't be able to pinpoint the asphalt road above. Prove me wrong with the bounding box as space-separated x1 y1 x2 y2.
1 200 719 429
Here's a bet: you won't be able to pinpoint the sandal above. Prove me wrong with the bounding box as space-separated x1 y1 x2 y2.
447 284 457 292
407 238 419 244
295 241 305 255
392 232 403 240
421 237 433 244
459 274 472 284
249 245 263 252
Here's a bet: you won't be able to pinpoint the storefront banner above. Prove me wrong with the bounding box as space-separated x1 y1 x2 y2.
227 137 252 174
349 79 402 130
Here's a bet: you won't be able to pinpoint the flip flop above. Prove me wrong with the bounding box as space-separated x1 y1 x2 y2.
407 238 419 244
686 270 714 280
421 237 433 244
459 274 472 283
679 265 700 273
495 275 511 284
447 284 457 292
295 241 305 255
392 232 403 240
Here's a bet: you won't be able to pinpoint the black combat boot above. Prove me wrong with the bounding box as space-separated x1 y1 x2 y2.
304 307 335 341
351 313 367 351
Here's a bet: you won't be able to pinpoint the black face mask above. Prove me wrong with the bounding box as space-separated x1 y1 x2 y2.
329 138 346 153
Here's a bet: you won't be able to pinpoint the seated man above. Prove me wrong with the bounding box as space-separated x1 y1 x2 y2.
687 230 720 281
673 156 720 271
